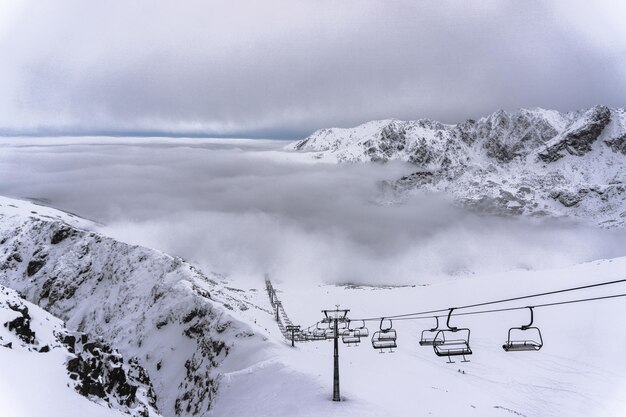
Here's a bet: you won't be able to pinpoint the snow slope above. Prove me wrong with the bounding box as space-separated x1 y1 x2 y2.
0 196 282 417
217 259 626 417
0 284 160 417
287 106 626 227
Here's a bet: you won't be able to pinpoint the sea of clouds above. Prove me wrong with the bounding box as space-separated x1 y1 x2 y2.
2 137 626 285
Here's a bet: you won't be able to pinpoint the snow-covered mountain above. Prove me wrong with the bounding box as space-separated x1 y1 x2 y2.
287 106 626 227
0 196 278 417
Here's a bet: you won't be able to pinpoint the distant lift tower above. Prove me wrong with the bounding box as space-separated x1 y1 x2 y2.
321 306 350 401
285 325 301 347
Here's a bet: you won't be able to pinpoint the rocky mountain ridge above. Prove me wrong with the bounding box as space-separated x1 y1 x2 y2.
287 106 626 227
0 196 275 417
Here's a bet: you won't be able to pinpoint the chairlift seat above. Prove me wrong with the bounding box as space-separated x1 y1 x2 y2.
419 317 443 347
371 329 397 350
502 326 543 352
433 339 472 356
502 308 543 352
324 329 336 339
433 328 472 357
419 330 444 346
502 340 542 352
342 332 361 345
356 327 369 338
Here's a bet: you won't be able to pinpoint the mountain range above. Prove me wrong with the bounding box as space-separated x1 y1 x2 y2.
287 106 626 227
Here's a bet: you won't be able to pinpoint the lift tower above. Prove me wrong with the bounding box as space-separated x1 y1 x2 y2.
322 306 350 401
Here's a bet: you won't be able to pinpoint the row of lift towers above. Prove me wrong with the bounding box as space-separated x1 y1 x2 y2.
265 278 543 402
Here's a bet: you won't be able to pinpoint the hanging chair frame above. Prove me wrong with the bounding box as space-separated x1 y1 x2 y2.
371 318 397 352
502 307 544 352
433 308 472 363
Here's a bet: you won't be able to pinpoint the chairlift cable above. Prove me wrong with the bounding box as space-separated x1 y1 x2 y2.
387 292 626 322
351 277 626 322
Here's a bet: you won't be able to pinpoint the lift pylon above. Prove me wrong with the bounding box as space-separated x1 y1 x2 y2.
321 306 350 401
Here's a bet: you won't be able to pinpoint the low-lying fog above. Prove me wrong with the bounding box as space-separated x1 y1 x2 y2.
2 137 626 285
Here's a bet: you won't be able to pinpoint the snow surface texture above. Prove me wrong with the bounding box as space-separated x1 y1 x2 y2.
0 284 160 417
0 196 276 417
253 261 626 417
288 106 626 228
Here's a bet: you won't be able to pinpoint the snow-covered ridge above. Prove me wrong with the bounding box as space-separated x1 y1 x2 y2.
287 106 624 164
0 196 273 417
287 106 626 227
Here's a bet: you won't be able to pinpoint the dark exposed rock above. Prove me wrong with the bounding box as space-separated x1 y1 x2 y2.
182 308 202 324
27 258 46 276
59 333 76 352
399 170 435 184
551 190 585 207
605 134 626 155
63 331 157 413
4 304 36 344
51 227 75 244
539 106 611 162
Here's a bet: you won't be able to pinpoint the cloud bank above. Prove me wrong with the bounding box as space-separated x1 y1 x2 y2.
0 0 624 137
1 138 625 285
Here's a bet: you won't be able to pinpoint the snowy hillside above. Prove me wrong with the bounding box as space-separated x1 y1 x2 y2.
0 284 160 417
0 196 282 417
287 106 626 227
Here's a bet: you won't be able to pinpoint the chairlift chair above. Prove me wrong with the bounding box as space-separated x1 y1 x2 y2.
312 322 327 340
433 308 472 363
355 320 369 338
419 316 444 346
371 318 397 352
341 320 365 346
502 307 543 352
342 330 361 346
299 329 311 341
324 328 336 340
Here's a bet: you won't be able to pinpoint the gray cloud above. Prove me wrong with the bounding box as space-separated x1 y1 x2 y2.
1 138 625 285
0 0 624 137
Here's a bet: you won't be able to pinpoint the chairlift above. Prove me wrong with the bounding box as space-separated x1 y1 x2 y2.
342 330 361 345
502 307 543 352
419 316 444 346
354 320 369 338
336 320 349 331
324 328 336 340
342 320 366 346
371 318 397 352
312 322 327 340
433 308 472 363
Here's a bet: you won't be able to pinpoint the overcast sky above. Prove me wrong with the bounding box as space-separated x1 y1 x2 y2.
0 0 624 138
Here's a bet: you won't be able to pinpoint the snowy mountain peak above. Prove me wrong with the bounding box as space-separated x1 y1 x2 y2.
290 106 624 165
287 106 626 227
